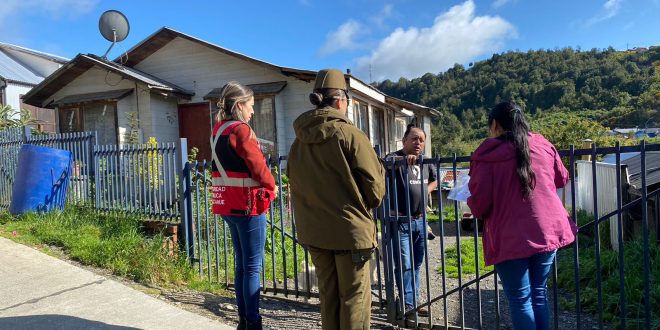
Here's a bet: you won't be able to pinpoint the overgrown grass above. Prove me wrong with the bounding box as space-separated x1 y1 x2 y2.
556 211 659 329
438 238 493 278
0 206 223 293
427 206 459 223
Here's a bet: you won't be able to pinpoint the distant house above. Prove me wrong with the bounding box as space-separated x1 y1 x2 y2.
607 127 660 139
0 42 68 132
23 27 438 160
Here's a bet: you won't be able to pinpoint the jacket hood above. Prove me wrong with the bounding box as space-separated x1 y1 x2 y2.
293 106 351 144
471 132 542 163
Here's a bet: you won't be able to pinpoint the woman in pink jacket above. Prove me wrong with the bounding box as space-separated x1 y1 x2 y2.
467 101 577 330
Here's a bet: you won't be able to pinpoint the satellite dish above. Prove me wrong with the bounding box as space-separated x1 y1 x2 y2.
98 10 130 59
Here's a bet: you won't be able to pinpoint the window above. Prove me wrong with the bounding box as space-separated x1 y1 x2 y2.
250 97 277 154
58 102 117 145
391 118 407 151
372 107 386 152
353 100 369 135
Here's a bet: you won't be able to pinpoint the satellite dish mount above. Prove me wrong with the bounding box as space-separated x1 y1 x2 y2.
98 10 130 60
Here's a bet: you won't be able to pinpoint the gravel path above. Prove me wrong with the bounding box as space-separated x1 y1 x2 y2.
160 221 611 329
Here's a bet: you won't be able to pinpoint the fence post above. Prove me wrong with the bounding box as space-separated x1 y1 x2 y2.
22 126 32 143
176 138 194 261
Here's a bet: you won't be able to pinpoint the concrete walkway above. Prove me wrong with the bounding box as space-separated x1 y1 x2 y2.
0 237 233 330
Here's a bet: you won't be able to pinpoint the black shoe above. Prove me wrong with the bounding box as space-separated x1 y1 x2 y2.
246 317 263 330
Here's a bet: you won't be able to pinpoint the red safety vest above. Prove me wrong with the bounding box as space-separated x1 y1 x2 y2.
210 120 272 216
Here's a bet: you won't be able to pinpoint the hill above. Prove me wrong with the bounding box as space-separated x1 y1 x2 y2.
375 47 660 154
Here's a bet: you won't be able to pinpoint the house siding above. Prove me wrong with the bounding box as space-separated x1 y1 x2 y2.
5 83 32 116
49 67 142 141
134 37 315 154
149 93 180 143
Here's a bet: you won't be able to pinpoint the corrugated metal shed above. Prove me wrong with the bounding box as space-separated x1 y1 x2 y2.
622 152 660 190
0 48 44 85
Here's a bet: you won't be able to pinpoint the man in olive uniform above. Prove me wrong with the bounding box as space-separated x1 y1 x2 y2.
288 69 385 330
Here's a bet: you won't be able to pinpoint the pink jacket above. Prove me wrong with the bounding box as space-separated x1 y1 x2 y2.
467 132 577 266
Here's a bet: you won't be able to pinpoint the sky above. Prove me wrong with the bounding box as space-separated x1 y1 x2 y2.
1 0 659 82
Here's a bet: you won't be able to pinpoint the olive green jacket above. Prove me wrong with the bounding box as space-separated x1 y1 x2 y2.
288 106 385 250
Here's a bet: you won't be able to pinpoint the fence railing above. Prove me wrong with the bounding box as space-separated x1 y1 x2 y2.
0 127 95 207
93 142 181 221
1 125 656 329
183 143 657 330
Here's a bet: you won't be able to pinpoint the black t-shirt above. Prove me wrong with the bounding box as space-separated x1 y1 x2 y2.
385 150 437 217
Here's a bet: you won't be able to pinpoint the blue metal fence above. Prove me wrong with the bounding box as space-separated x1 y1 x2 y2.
93 142 181 221
0 127 95 207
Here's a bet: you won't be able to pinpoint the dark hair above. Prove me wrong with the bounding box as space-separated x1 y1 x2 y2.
309 88 348 107
403 124 426 139
488 101 536 198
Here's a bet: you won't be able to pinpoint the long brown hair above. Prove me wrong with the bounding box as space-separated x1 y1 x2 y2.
488 101 536 198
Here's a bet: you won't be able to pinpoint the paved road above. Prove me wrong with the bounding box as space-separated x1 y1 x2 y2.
0 237 233 330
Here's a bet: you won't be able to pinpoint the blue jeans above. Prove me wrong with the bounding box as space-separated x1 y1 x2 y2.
393 218 427 308
222 213 267 322
495 250 557 330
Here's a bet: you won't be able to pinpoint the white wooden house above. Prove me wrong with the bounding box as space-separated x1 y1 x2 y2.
0 42 68 132
23 27 438 159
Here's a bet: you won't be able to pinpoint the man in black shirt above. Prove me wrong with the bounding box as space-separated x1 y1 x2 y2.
385 125 437 317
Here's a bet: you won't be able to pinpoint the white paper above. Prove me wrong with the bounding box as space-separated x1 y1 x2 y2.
447 174 471 202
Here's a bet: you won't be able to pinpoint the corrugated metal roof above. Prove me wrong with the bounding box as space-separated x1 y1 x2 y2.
52 88 133 106
0 42 68 63
203 81 287 100
622 152 660 189
0 48 44 85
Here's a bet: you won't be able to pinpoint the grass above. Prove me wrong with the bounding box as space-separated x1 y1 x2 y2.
437 238 493 278
555 210 659 329
427 206 459 223
0 206 224 293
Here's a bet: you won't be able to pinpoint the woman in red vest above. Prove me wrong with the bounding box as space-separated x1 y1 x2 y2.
211 81 276 330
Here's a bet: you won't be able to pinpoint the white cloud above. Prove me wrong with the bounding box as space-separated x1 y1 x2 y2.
0 0 97 24
319 19 365 56
585 0 623 26
372 4 395 29
356 0 516 81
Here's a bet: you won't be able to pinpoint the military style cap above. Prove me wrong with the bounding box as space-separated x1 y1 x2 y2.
314 69 347 90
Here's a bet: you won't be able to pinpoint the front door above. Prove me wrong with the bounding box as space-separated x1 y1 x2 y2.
178 103 212 161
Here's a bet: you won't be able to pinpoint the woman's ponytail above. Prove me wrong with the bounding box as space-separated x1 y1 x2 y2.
489 102 536 198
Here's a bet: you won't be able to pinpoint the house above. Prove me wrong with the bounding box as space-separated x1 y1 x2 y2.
22 27 438 160
0 42 68 132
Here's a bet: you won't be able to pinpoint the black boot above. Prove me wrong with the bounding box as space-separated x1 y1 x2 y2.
246 317 263 330
236 318 246 330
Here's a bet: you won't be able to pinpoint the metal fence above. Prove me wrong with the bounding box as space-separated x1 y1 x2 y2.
183 143 657 330
93 142 182 221
1 125 656 329
0 127 95 207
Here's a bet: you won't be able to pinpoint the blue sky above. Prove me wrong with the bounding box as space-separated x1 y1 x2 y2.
1 0 658 82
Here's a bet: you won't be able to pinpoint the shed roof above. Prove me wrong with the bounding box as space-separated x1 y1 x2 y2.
622 152 660 189
0 48 44 85
22 54 193 108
